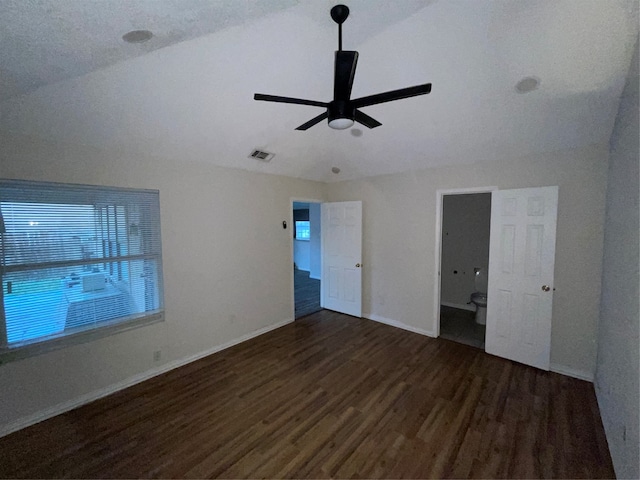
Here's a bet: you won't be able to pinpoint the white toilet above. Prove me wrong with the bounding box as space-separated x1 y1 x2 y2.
470 268 488 325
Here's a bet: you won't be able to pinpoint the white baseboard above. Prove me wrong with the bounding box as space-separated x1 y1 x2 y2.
364 313 436 338
550 363 594 382
0 318 293 438
440 301 475 312
364 316 594 383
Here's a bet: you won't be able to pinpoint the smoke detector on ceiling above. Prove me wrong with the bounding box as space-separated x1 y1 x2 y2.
248 149 275 162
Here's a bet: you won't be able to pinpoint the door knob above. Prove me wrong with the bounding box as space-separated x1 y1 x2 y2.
542 285 551 292
356 263 361 268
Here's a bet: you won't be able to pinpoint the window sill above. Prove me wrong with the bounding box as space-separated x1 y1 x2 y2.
0 311 164 365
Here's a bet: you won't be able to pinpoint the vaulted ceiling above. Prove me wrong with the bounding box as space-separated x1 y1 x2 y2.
1 0 637 182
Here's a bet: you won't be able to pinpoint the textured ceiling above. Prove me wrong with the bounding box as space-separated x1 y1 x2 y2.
0 0 299 101
0 0 638 182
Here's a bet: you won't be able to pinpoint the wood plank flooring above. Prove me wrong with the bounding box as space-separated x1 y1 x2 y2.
0 310 614 478
294 269 321 318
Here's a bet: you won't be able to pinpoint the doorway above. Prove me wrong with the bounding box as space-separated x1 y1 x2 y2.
435 190 493 349
293 201 322 318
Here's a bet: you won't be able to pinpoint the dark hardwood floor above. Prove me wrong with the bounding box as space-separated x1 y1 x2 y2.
0 310 614 478
294 268 321 318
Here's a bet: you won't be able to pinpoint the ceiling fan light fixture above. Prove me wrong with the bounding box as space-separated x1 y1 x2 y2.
328 99 354 129
329 118 354 129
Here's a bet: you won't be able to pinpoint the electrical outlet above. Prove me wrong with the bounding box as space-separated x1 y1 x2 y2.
153 350 161 362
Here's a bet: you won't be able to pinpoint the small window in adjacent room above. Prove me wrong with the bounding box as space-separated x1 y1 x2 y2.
295 221 310 240
0 179 165 361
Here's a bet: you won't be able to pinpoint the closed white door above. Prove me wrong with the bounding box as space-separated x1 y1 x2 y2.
321 201 362 317
485 186 558 370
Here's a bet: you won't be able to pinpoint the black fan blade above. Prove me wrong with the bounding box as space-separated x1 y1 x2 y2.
295 111 329 130
254 94 327 108
351 83 432 108
334 51 358 101
354 109 382 129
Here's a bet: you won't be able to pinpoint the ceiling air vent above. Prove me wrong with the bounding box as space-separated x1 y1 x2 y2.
249 149 275 162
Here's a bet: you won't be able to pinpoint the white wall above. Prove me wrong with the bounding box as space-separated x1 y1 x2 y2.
293 239 310 271
440 193 491 309
0 131 325 434
309 203 321 280
0 129 621 439
327 143 609 379
595 38 639 480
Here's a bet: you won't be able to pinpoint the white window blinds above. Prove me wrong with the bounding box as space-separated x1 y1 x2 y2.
0 180 164 355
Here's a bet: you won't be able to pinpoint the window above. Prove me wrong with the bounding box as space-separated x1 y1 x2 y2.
295 221 310 240
0 180 164 359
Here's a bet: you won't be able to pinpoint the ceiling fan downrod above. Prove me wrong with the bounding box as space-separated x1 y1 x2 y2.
330 4 349 52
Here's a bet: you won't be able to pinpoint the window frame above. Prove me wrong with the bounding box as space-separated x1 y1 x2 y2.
0 179 165 363
294 220 311 241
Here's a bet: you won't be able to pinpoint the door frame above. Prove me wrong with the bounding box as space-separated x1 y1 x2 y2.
433 186 498 338
290 197 324 320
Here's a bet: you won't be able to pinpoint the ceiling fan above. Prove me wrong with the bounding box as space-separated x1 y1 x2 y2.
254 4 432 131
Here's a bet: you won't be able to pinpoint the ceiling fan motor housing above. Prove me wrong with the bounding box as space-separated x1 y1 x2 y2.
328 100 354 123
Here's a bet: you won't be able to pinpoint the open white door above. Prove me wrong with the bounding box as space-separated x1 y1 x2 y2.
486 186 558 370
321 201 362 317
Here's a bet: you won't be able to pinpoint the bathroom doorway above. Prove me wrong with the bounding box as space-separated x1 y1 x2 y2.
436 190 492 349
292 201 322 319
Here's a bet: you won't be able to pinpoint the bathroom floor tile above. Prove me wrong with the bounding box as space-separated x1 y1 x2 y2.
439 305 485 349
